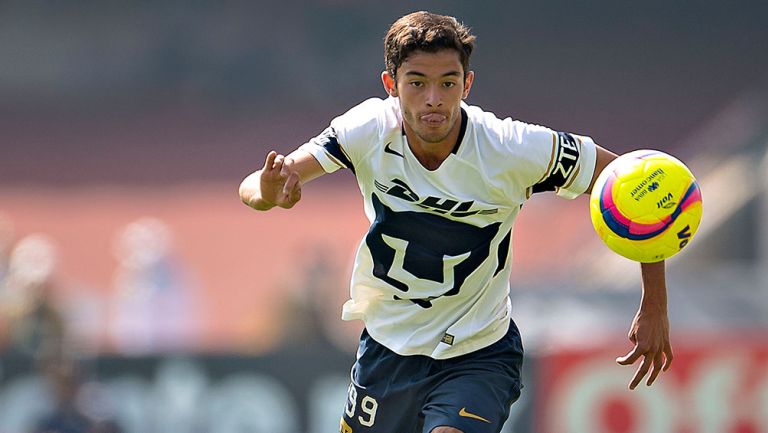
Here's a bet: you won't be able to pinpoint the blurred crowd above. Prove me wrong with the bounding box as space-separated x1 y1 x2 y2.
0 210 351 433
0 214 200 357
0 213 209 433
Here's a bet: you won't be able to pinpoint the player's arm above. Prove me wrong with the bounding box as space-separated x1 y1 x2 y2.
587 144 673 389
616 260 673 389
585 144 618 194
239 149 326 211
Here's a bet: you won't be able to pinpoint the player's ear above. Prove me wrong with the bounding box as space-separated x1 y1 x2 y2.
462 70 475 100
382 71 398 97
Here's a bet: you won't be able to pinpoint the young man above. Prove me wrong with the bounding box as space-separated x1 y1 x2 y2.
240 11 673 433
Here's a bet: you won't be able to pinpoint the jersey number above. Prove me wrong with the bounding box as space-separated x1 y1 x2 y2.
345 384 378 428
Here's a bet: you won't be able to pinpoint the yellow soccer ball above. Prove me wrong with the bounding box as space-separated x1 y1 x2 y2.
589 150 703 263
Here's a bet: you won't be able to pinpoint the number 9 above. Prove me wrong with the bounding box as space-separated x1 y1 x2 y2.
358 396 378 427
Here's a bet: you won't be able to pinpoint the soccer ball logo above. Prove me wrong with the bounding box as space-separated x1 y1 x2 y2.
589 150 703 263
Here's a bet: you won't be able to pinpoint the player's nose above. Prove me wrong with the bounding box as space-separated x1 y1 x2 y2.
425 85 443 107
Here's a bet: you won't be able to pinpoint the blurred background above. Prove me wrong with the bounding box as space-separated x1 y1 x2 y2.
1 1 767 432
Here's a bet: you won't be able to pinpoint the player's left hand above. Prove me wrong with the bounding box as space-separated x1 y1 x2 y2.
615 305 673 390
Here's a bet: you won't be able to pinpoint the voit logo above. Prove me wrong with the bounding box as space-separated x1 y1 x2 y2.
656 192 676 209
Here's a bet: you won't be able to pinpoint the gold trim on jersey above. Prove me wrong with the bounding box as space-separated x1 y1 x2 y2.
535 132 558 185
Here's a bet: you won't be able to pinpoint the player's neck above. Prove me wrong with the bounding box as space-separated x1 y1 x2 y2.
403 118 462 171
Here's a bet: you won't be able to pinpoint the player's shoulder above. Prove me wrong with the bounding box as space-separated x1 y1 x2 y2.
333 97 400 134
463 102 553 152
329 97 401 156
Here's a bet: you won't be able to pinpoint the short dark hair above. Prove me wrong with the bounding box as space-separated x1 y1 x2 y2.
384 11 476 80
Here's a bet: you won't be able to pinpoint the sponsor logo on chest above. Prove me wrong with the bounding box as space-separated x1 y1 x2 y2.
374 178 498 217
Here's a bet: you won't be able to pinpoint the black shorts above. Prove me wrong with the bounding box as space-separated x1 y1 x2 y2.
340 320 524 433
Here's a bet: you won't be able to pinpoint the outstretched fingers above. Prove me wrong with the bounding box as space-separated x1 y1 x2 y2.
631 359 651 390
263 151 290 179
261 154 302 208
262 151 293 184
617 343 671 390
616 346 642 366
646 351 665 386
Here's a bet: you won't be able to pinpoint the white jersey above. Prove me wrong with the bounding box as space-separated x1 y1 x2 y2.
300 97 597 359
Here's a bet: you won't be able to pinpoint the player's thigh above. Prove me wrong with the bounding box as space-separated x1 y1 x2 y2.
421 322 524 433
341 379 425 433
420 372 521 433
340 329 428 433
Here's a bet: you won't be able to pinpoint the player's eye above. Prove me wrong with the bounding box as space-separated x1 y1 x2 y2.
410 81 424 88
443 82 456 88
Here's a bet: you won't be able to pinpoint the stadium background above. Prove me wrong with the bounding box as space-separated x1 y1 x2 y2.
1 1 767 432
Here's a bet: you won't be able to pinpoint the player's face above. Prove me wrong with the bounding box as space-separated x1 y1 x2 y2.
383 49 474 147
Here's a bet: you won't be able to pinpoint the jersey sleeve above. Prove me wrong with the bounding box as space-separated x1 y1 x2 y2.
297 98 384 175
514 123 597 199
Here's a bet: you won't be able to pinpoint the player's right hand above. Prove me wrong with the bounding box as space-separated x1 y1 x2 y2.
259 151 302 209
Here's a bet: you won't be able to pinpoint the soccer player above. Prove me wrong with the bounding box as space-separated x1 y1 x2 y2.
239 11 673 433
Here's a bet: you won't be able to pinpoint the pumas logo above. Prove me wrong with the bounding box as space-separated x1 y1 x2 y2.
374 178 498 217
366 194 501 308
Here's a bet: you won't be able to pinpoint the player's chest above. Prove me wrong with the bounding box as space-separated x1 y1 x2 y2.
362 138 508 220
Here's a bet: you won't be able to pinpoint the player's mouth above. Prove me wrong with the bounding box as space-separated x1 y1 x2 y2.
419 112 448 126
